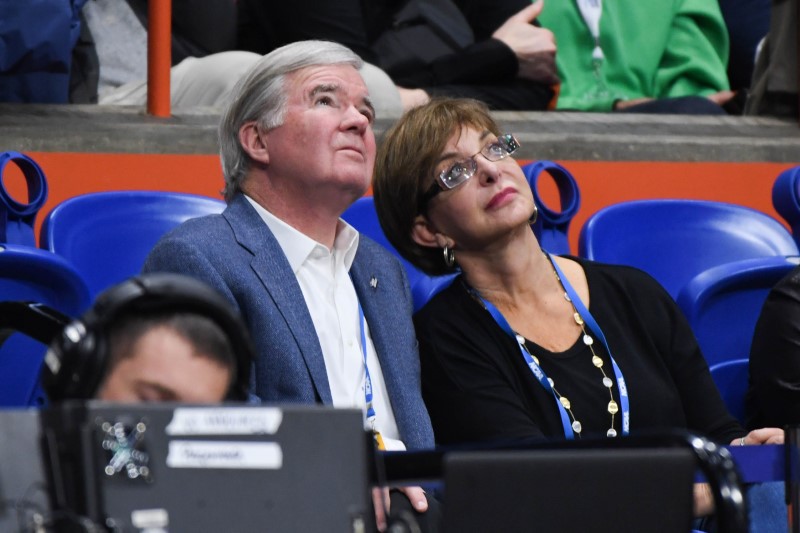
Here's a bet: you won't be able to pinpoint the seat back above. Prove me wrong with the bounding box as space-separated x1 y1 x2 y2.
521 160 581 255
0 244 90 406
677 256 799 367
773 165 800 248
0 151 49 246
341 197 455 312
578 199 799 299
708 358 750 424
40 191 226 299
0 151 89 406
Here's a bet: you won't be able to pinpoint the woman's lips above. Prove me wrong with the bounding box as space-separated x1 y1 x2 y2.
487 187 516 209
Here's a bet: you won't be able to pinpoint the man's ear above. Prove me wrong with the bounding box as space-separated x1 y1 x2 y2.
238 122 269 165
411 215 451 249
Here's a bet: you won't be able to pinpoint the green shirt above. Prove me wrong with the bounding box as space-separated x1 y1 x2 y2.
538 0 730 111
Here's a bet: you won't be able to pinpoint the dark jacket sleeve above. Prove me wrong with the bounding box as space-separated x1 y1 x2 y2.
401 0 526 85
588 260 745 444
657 279 745 443
394 0 554 109
747 266 800 428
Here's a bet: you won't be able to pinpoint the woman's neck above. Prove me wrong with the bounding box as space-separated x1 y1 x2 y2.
459 230 556 308
460 231 587 352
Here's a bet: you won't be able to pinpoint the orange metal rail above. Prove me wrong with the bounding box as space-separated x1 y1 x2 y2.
147 0 172 117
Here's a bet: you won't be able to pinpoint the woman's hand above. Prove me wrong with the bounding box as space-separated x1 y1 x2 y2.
731 427 784 446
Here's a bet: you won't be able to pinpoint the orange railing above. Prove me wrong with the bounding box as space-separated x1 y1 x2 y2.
147 0 172 117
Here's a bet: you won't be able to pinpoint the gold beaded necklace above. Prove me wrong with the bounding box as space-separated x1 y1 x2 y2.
516 261 619 438
466 252 626 438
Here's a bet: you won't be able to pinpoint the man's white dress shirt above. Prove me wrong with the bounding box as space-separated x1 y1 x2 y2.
246 196 404 450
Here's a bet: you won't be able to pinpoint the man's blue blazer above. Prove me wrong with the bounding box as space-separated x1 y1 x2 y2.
143 194 435 450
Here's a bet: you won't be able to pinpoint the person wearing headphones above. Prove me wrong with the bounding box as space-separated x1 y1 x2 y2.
92 311 237 403
40 272 254 404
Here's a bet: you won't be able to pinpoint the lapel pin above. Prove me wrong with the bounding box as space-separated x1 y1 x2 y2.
370 276 378 289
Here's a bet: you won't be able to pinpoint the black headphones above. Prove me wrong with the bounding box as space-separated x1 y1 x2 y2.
41 273 254 403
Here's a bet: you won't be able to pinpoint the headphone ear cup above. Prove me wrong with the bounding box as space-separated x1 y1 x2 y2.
41 273 254 404
42 320 108 403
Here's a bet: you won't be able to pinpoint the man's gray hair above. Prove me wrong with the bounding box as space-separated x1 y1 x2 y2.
218 40 364 201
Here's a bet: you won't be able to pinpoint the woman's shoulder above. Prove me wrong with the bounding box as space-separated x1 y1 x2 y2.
414 275 468 317
413 274 496 337
564 255 672 298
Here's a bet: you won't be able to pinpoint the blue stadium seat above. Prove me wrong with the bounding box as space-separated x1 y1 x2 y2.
522 160 581 255
0 151 49 247
772 165 800 249
0 151 88 406
676 256 799 368
40 191 226 300
341 197 455 312
578 199 799 299
708 358 750 424
0 244 90 406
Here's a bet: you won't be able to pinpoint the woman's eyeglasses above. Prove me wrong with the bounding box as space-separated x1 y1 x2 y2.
419 134 520 209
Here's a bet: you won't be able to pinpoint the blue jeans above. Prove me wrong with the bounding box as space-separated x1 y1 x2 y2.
747 481 787 533
694 481 787 532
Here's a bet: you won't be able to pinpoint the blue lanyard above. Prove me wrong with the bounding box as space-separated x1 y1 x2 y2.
473 254 630 439
357 301 376 425
349 268 385 449
357 301 386 450
547 253 629 436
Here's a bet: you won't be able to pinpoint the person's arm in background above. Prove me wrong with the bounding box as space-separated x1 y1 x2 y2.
489 0 558 85
398 0 555 110
652 0 733 106
236 0 555 110
412 1 557 93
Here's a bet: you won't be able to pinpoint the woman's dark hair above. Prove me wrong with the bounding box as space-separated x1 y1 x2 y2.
373 98 501 276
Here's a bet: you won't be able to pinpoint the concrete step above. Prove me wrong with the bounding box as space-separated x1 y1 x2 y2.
1 103 799 162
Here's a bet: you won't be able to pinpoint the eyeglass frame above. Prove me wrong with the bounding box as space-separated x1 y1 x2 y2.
418 133 521 211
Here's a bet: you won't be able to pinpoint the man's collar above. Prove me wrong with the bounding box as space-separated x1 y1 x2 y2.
244 195 359 273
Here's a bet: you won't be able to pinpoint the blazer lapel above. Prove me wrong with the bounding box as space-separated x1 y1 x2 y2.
351 251 400 396
223 195 333 404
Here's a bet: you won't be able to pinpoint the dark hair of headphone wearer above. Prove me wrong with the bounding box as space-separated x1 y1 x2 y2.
41 273 254 403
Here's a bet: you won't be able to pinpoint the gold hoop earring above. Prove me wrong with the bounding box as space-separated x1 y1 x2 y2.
529 204 539 225
443 245 455 268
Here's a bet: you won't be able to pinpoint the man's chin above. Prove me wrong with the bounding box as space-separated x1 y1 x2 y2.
335 169 371 193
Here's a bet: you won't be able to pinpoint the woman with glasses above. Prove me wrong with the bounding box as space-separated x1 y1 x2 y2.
372 97 782 515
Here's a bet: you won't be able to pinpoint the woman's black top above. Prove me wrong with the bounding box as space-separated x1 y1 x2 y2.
414 256 744 446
